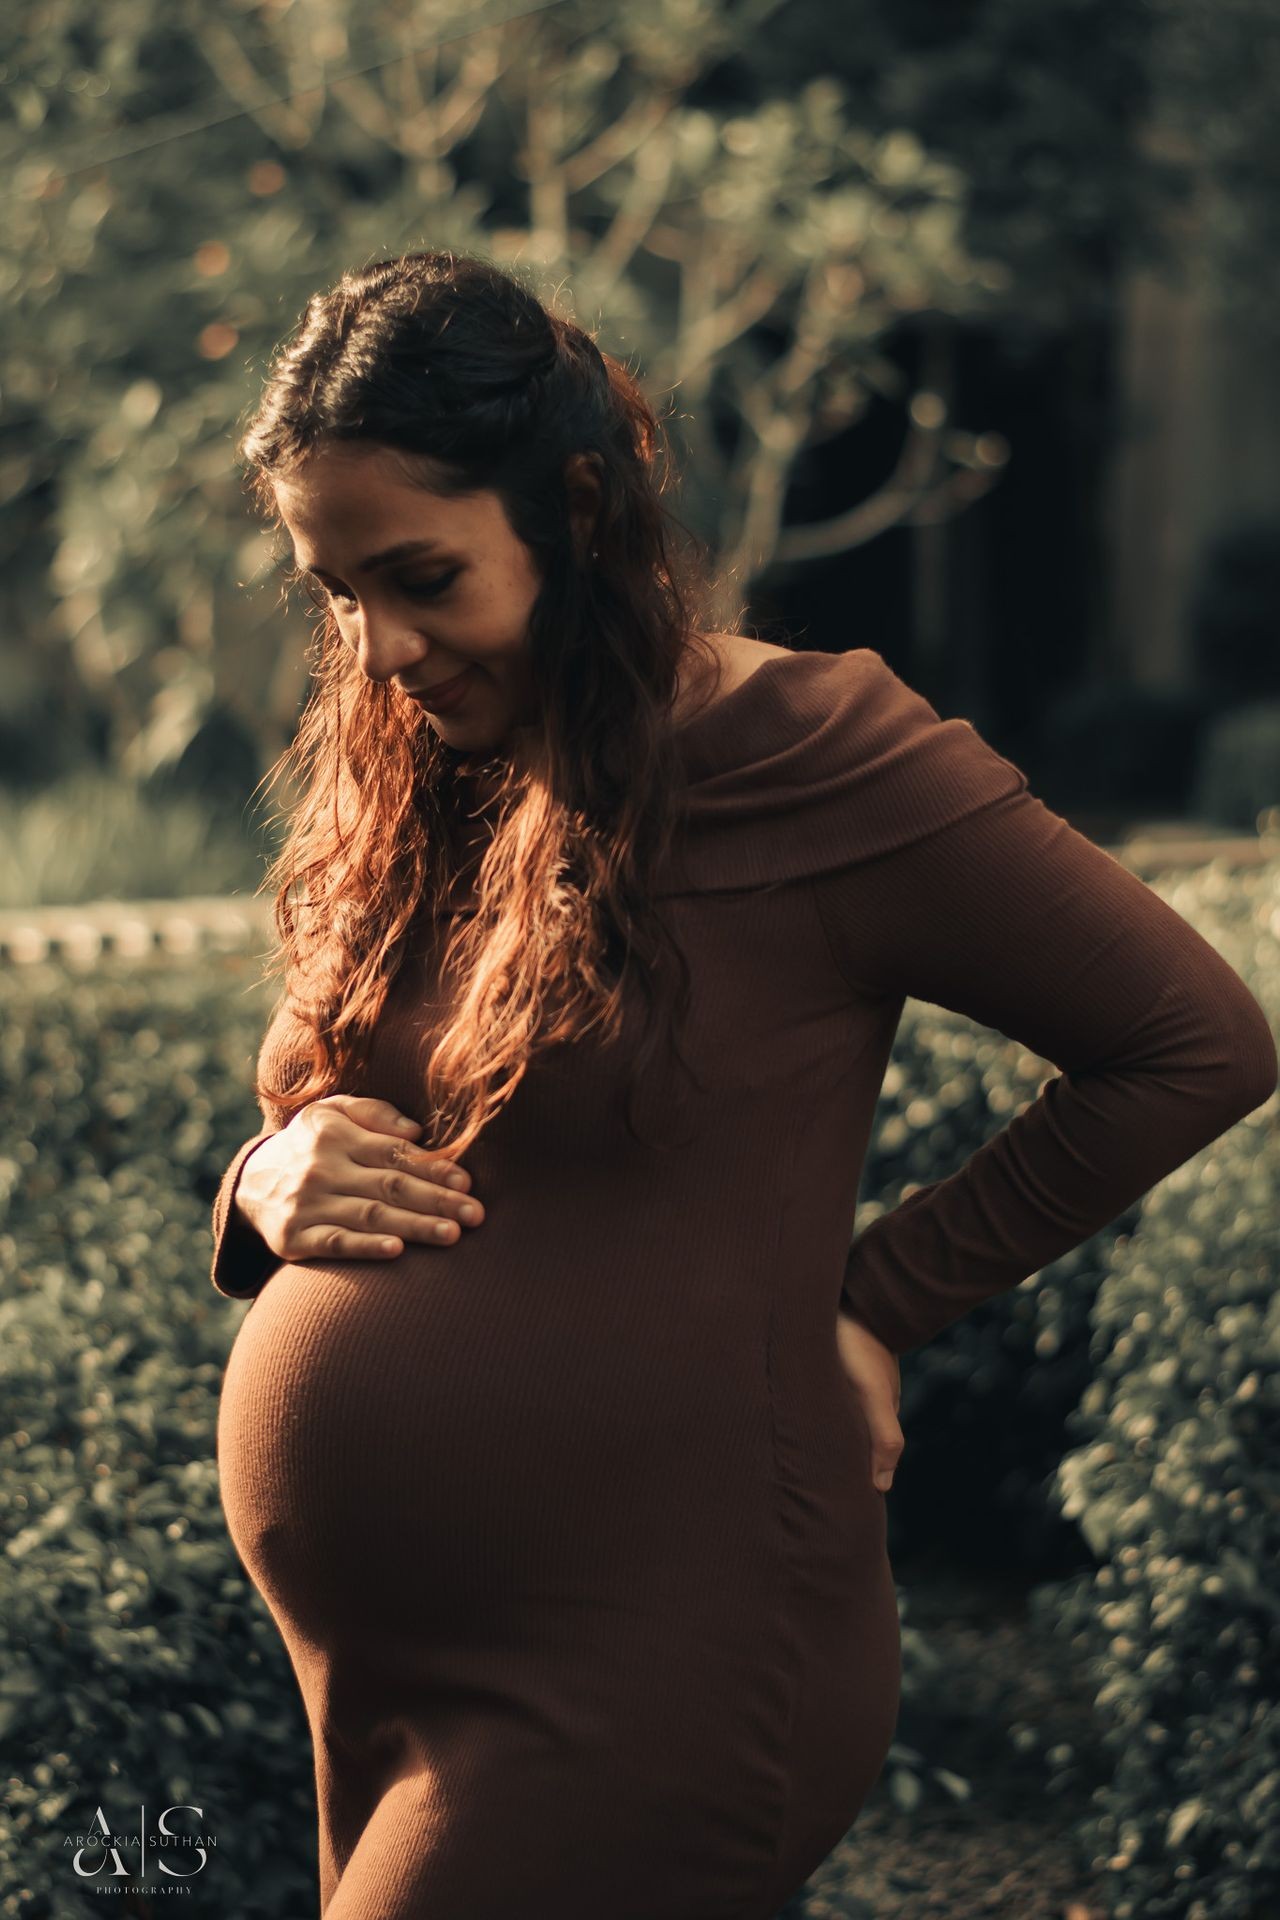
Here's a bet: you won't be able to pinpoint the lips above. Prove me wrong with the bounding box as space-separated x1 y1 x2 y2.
406 665 476 709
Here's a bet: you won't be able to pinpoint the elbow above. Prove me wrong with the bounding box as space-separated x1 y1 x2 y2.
1218 995 1278 1121
1245 1028 1279 1115
1156 984 1278 1129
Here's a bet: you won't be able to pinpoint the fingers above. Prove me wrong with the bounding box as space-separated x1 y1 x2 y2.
288 1181 484 1263
286 1097 481 1263
865 1415 904 1492
358 1137 479 1221
376 1135 471 1194
298 1186 483 1261
311 1098 471 1192
835 1312 904 1492
321 1152 485 1244
319 1093 424 1140
357 1164 486 1238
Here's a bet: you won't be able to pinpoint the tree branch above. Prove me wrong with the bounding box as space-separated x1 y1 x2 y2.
190 18 318 150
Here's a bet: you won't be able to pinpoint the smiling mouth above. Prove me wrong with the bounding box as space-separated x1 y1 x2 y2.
405 665 477 707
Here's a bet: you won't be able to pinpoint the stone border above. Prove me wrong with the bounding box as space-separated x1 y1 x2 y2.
0 832 1275 967
0 897 270 968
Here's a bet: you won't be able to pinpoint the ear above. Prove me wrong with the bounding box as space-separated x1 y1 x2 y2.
564 451 604 559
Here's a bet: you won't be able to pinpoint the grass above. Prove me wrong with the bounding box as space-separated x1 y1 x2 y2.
0 772 280 908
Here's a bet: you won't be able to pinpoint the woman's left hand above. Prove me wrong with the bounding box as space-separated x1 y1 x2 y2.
835 1309 903 1493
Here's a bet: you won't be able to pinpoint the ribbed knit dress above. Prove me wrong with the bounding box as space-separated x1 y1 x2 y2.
210 645 1277 1920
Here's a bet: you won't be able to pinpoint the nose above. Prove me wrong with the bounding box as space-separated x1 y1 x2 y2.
350 604 429 685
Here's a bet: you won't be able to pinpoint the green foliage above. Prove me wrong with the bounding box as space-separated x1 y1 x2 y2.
9 0 1251 805
1026 1107 1279 1920
1001 855 1280 1920
1151 0 1280 335
738 0 1186 333
0 949 307 1915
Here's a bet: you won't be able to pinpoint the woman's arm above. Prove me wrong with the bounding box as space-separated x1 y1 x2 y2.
811 782 1277 1356
210 993 301 1301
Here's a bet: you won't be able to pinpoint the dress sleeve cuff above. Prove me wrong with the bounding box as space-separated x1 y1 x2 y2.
838 1235 925 1357
210 1130 283 1301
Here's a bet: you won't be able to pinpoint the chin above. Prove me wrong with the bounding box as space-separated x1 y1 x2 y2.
436 710 515 758
427 675 535 759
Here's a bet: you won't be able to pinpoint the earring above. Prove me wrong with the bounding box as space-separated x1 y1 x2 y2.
591 548 599 560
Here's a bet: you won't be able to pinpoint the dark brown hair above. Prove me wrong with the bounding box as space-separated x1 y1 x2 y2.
237 248 738 1157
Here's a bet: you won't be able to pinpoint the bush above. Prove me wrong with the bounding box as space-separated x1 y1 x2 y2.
1024 1093 1278 1920
0 950 314 1917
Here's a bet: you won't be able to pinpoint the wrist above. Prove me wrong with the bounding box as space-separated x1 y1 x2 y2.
232 1135 279 1235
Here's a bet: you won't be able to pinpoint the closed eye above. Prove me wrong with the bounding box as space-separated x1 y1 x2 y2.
301 569 462 607
398 572 461 601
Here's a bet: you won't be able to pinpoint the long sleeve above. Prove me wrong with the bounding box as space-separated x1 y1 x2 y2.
210 1125 286 1300
210 993 301 1301
808 677 1277 1357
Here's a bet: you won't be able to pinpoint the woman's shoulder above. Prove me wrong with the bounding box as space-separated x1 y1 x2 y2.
669 631 793 731
675 635 933 735
705 631 797 692
663 640 1031 894
674 637 938 761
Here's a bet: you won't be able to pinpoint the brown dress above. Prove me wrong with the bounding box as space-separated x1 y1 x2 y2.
211 646 1276 1920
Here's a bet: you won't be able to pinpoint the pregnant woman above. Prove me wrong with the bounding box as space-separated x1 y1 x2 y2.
210 249 1277 1920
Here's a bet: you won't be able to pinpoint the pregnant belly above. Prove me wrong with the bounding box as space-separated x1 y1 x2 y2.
215 1237 777 1644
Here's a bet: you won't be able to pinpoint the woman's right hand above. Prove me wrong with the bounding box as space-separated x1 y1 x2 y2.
233 1094 484 1263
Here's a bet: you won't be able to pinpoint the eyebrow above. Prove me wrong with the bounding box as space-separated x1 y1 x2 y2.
291 538 455 577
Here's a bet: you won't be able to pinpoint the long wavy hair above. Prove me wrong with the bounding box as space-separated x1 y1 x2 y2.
237 248 741 1159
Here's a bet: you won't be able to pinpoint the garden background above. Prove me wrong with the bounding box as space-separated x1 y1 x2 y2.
1 1 1277 1916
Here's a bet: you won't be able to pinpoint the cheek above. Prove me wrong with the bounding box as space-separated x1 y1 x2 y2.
475 570 540 636
462 588 539 671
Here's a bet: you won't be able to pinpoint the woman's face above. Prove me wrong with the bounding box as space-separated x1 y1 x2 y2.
273 442 596 753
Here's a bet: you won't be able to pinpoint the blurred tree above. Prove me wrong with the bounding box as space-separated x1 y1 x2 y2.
1150 0 1280 338
734 0 1177 334
0 0 1271 794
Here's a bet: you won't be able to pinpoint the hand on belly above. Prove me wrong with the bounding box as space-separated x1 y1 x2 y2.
235 1092 486 1263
